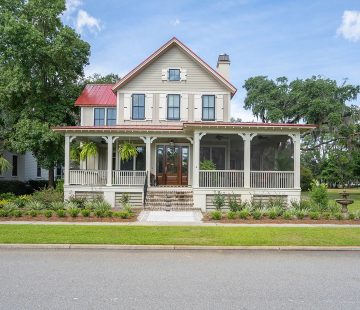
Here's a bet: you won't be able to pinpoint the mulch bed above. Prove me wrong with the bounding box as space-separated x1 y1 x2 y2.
203 215 360 225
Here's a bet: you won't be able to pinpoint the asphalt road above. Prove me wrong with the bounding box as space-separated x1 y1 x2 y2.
0 249 359 310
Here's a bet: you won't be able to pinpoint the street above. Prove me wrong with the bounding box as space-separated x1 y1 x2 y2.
0 249 359 309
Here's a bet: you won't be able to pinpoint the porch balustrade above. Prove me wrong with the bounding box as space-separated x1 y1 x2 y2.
112 170 146 186
250 171 294 188
199 170 244 188
69 170 107 186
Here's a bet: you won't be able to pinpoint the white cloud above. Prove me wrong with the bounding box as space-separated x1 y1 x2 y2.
337 10 360 42
76 9 102 34
65 0 82 14
171 18 181 27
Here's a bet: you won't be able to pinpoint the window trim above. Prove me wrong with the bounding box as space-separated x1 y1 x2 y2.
168 68 181 81
201 95 216 121
131 93 146 120
167 94 181 120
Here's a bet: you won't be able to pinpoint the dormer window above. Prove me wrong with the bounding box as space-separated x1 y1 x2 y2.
168 69 180 81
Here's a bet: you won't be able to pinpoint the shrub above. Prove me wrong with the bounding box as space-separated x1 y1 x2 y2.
50 201 65 211
12 210 23 217
328 203 341 214
252 210 262 220
26 200 45 210
68 207 80 218
249 199 263 211
309 211 320 220
268 206 283 218
333 213 344 221
322 212 332 220
26 180 48 191
309 182 328 210
200 160 216 170
291 199 311 212
0 181 29 195
282 211 293 220
114 210 131 219
295 210 307 220
227 211 236 219
268 210 278 219
44 210 53 218
228 195 240 212
81 209 91 217
29 210 38 217
238 209 250 219
119 193 130 208
123 203 133 214
210 210 222 220
348 212 356 220
32 188 63 205
0 209 10 217
212 192 226 211
0 192 17 200
3 202 18 212
300 166 313 191
94 209 106 218
56 209 66 218
67 196 87 209
105 210 113 218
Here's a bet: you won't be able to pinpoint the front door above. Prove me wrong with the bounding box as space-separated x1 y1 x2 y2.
156 145 188 185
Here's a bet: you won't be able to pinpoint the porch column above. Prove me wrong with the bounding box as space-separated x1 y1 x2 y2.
64 135 70 186
239 133 255 189
293 132 301 189
106 136 113 186
193 131 200 188
145 137 151 185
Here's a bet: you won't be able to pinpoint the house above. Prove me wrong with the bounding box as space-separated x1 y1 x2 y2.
54 37 315 211
0 151 63 183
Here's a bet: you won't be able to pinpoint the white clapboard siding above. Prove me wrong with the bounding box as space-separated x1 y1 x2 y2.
145 93 153 120
194 94 202 121
180 68 187 81
181 93 188 121
161 69 167 81
124 93 131 120
159 93 167 120
216 94 223 121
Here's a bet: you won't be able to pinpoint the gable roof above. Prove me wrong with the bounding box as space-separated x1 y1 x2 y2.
75 84 116 107
112 37 237 96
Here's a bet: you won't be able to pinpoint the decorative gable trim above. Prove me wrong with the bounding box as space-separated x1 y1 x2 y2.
112 37 237 96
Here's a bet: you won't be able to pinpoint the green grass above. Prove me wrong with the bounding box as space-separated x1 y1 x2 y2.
302 188 360 212
0 225 360 246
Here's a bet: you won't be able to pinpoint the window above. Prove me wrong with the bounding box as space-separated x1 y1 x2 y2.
37 161 42 177
202 95 215 121
94 108 105 126
167 94 180 120
12 155 18 177
200 146 225 170
168 69 180 81
132 94 145 120
107 108 117 125
120 146 146 171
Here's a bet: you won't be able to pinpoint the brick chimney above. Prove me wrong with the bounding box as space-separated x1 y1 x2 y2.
217 54 230 80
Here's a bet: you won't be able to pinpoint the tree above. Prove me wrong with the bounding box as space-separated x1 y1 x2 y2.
81 73 120 85
0 0 90 187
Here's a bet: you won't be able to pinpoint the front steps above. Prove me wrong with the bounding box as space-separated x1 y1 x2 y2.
144 188 196 211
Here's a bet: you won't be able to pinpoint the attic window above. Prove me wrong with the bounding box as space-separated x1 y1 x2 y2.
168 69 180 81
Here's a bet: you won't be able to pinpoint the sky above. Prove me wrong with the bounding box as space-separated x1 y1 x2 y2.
63 0 360 121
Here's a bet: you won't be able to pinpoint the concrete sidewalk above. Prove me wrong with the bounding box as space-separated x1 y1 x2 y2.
0 220 360 227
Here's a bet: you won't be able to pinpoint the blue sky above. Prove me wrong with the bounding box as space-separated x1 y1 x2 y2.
64 0 360 120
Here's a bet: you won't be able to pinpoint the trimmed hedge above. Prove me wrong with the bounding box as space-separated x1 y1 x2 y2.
0 180 49 195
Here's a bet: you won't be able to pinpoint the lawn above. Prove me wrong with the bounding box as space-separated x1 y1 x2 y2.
0 225 360 246
302 188 360 212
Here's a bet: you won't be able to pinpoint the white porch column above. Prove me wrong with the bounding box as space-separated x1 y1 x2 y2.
106 136 113 186
64 135 70 186
293 132 301 189
239 133 253 189
193 132 200 188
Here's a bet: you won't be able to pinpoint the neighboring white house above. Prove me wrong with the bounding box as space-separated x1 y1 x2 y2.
54 37 315 211
0 151 63 182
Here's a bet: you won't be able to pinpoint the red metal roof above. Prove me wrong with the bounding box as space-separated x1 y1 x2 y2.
75 84 116 107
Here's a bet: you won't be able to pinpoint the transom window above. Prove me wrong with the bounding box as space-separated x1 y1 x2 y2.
107 108 117 125
132 94 145 120
168 69 180 81
202 95 215 121
167 94 180 120
94 108 117 126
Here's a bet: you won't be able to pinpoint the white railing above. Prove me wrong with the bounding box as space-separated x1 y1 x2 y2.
69 170 107 185
112 170 146 186
250 171 294 188
199 170 244 188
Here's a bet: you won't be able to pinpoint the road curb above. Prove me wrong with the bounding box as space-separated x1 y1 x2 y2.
1 244 360 251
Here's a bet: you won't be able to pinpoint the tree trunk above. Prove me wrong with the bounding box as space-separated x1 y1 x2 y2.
48 165 55 188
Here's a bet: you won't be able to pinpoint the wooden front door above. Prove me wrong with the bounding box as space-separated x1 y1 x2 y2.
156 145 188 185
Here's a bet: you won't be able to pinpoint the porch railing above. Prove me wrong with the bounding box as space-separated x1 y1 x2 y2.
112 170 146 186
250 171 294 188
199 170 244 188
69 170 107 186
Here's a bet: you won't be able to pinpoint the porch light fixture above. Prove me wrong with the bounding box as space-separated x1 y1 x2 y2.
169 140 175 147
